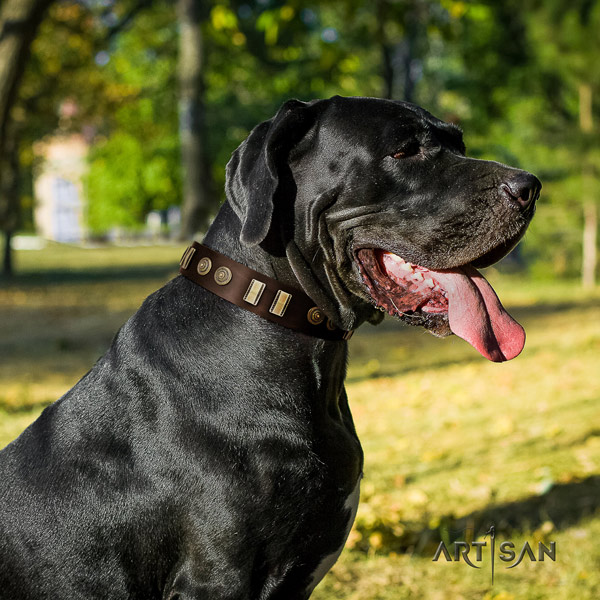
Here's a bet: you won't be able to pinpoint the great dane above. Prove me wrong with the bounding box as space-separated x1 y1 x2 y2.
0 96 540 599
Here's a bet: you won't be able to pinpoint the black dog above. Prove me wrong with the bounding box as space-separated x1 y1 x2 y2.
0 96 540 599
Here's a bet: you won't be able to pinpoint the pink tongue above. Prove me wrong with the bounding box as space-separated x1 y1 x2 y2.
427 265 525 362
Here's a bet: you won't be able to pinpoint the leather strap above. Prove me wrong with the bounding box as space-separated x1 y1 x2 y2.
179 242 353 342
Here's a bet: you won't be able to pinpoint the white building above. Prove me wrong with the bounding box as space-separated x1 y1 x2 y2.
34 134 88 243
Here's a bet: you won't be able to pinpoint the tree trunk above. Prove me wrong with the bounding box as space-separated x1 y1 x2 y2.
3 229 13 277
177 0 215 241
376 1 394 99
0 0 53 168
400 8 419 104
1 121 20 278
582 193 597 289
579 83 596 288
376 0 421 103
380 41 394 100
0 0 53 276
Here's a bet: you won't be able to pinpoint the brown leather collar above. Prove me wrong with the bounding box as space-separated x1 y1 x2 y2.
179 242 353 342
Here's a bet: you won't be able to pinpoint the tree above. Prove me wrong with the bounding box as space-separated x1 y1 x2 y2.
374 0 451 102
521 0 600 285
177 0 216 240
0 0 54 276
84 2 182 234
5 0 594 287
2 0 163 271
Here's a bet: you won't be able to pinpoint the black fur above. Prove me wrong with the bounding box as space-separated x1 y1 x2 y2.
0 96 539 599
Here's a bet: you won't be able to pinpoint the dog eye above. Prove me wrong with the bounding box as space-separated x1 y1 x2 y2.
390 143 421 159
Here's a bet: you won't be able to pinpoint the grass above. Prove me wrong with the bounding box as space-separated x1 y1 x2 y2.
1 243 599 598
0 243 183 419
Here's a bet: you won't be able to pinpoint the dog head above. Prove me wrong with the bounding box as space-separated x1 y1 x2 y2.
226 96 540 361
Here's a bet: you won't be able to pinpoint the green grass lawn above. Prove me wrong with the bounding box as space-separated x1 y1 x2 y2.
1 243 599 599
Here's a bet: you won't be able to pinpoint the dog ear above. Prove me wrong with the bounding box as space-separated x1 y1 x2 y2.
226 99 322 246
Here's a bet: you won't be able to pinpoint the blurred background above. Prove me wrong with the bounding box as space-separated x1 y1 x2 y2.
0 1 599 598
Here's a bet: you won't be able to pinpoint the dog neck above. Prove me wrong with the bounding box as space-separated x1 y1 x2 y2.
179 241 352 341
203 202 296 285
194 203 351 412
203 201 376 332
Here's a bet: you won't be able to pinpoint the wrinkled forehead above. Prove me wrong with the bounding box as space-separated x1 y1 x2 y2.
318 97 464 152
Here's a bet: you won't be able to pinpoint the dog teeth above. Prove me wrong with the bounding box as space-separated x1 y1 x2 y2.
424 278 434 288
398 262 413 272
412 272 423 281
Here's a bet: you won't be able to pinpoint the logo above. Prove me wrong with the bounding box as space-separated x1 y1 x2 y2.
432 526 556 584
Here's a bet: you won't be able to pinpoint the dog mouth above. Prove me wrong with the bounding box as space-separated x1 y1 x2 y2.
355 247 525 363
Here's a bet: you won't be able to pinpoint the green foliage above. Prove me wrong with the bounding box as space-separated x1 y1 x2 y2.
14 0 600 276
86 130 181 231
83 1 181 232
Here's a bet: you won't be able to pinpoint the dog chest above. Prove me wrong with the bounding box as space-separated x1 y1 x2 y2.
305 475 361 594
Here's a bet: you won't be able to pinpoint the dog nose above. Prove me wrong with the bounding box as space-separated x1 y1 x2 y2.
500 172 541 210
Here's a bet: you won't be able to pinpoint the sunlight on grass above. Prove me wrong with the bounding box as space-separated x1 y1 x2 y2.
346 302 600 530
0 244 186 447
1 244 599 598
